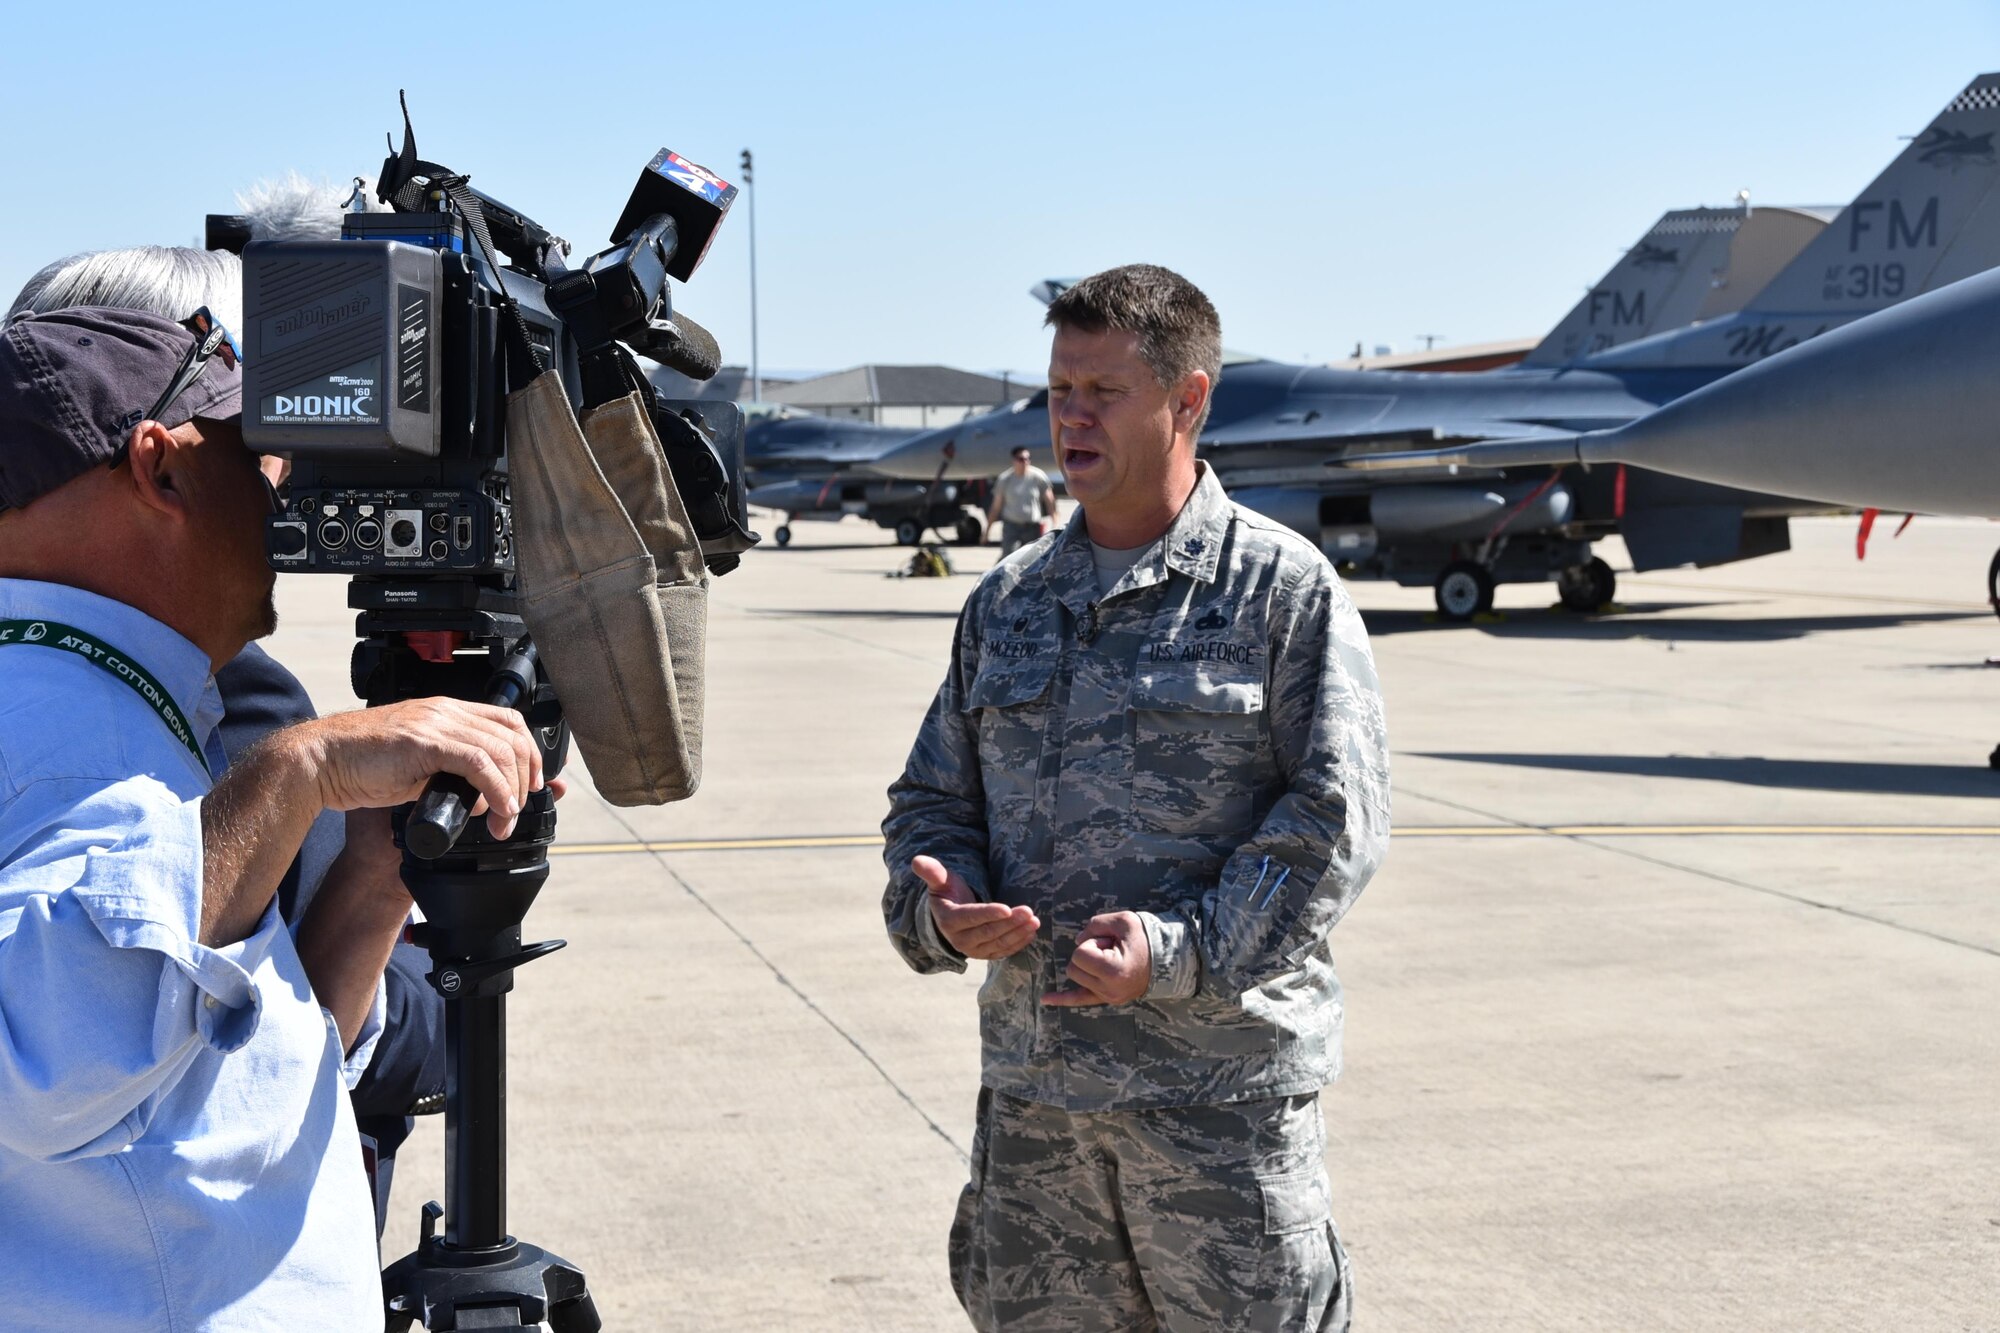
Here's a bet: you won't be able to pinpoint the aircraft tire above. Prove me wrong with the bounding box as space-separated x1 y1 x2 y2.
1987 546 2000 621
895 519 923 546
956 515 985 547
1434 561 1495 621
775 525 793 548
1558 556 1616 612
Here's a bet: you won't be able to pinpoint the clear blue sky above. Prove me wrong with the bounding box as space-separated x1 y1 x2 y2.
2 2 1996 380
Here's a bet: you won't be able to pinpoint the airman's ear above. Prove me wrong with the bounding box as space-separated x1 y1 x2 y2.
119 421 190 521
1174 370 1212 435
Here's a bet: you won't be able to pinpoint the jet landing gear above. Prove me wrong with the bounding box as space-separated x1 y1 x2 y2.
1433 560 1495 621
1987 547 2000 622
774 523 793 547
893 513 985 547
1557 556 1617 613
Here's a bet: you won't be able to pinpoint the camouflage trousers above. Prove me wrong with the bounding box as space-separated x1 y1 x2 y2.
999 520 1045 555
949 1089 1351 1332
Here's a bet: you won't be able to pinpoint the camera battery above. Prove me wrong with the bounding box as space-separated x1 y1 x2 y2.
242 239 443 459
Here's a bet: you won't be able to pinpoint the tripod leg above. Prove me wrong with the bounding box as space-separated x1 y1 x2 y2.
548 1292 603 1333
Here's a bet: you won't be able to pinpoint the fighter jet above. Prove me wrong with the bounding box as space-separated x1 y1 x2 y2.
1339 261 2000 517
1194 74 2000 617
1341 258 2000 594
740 408 988 547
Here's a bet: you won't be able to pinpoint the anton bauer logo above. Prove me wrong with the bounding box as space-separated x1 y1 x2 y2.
273 292 373 339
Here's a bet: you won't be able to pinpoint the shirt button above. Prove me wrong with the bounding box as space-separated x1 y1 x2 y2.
203 995 218 1010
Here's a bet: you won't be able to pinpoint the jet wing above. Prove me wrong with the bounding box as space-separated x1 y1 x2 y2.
1201 415 1577 454
1332 435 1591 473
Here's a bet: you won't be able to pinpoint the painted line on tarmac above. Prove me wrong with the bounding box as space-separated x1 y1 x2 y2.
548 825 2000 857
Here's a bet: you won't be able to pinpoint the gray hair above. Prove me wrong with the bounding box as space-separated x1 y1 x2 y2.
8 246 242 332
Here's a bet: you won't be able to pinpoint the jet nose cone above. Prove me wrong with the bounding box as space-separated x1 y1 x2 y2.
868 430 957 480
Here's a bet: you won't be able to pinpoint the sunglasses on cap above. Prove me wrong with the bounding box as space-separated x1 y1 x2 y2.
109 307 240 469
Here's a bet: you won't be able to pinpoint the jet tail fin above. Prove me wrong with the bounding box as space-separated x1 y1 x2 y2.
1578 74 2000 370
1522 207 1754 366
1745 74 2000 314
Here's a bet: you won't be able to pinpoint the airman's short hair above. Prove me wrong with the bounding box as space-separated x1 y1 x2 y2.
1044 264 1222 434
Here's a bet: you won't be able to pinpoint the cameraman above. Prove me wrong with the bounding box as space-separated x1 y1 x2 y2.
0 306 544 1328
12 238 445 1232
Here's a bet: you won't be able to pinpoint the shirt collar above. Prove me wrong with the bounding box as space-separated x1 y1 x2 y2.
1041 462 1230 618
1159 463 1230 584
0 579 225 750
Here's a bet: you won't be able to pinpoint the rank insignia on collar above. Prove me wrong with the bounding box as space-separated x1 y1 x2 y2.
1182 538 1206 556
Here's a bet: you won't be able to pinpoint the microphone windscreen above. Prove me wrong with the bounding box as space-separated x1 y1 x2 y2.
659 314 722 382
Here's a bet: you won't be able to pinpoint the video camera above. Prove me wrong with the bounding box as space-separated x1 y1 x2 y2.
237 100 758 595
217 102 757 1329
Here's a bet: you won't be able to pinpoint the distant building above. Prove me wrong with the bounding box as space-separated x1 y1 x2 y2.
766 364 1034 427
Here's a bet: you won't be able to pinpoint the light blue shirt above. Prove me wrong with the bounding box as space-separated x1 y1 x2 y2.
0 579 383 1331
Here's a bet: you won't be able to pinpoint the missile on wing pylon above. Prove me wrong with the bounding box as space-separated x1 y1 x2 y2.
1346 265 2000 519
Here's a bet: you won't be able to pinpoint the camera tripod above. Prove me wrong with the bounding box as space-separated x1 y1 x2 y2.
357 594 599 1332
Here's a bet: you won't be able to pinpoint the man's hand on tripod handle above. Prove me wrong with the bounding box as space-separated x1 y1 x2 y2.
202 697 547 1052
200 698 544 950
306 697 544 834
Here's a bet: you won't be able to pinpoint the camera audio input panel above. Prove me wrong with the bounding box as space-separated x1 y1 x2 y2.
264 489 515 574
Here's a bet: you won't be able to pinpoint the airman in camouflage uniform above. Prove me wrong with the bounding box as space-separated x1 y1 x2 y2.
883 265 1389 1333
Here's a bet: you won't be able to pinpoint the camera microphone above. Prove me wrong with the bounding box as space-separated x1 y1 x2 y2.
611 150 738 283
650 313 722 382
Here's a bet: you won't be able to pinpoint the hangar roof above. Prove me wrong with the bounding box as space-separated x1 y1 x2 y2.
768 364 1032 407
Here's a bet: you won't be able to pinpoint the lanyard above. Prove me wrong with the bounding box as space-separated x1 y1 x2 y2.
0 618 211 778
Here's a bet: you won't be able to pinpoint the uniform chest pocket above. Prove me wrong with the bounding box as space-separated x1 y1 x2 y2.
1130 668 1266 835
964 658 1056 806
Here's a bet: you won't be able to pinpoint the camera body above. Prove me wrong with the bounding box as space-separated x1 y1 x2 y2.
242 148 754 590
247 212 554 578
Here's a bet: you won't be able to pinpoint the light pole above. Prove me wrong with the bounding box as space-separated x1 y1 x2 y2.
740 148 760 402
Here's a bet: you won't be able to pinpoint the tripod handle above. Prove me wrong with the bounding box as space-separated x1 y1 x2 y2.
402 638 541 861
406 774 479 861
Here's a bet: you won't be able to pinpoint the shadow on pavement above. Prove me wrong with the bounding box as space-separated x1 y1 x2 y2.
1359 604 1987 642
1415 751 2000 799
748 540 927 554
752 608 966 620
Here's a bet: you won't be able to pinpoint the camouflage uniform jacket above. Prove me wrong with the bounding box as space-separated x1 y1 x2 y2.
883 464 1391 1111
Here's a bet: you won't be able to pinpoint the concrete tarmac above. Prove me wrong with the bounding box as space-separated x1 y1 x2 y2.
266 511 2000 1331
